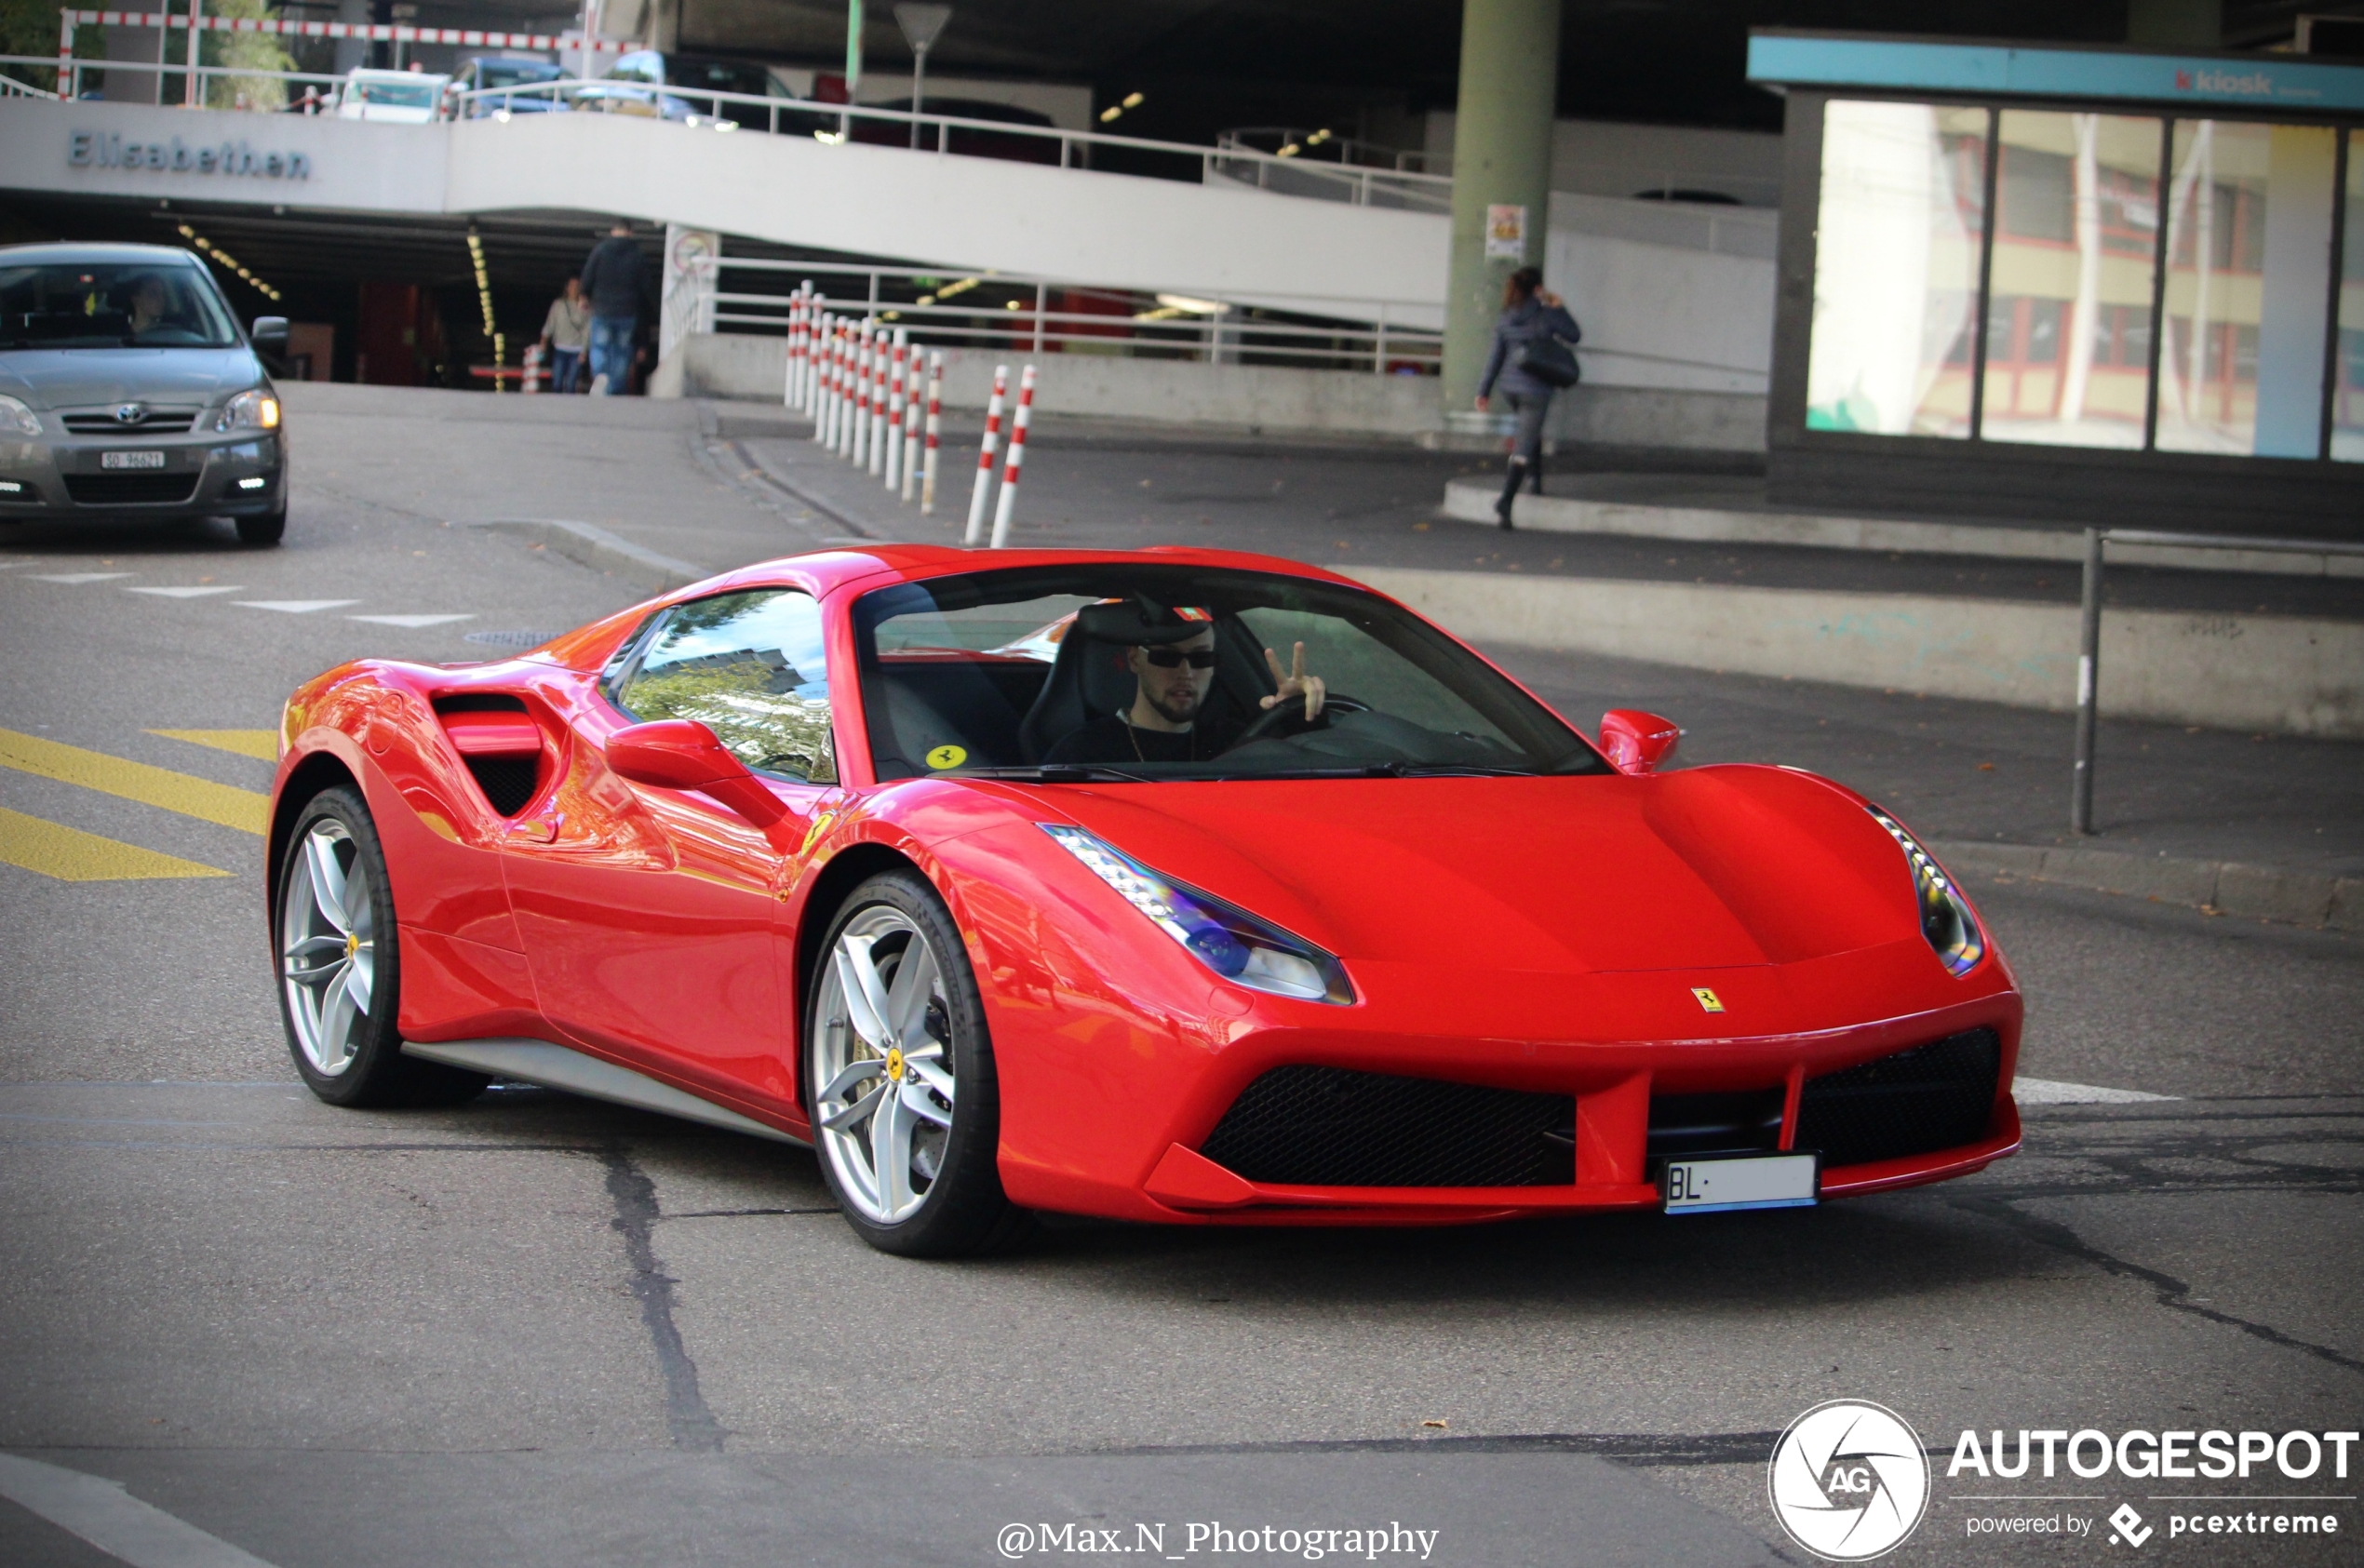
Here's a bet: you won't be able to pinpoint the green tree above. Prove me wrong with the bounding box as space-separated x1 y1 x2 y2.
0 0 103 94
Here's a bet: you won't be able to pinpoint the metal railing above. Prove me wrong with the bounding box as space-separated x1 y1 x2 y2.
4 51 347 101
2 68 61 99
442 77 1456 208
2072 527 2364 834
712 257 1441 374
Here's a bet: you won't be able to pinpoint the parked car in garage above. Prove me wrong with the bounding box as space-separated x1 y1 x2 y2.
571 51 808 129
450 55 566 116
335 67 450 124
0 242 288 545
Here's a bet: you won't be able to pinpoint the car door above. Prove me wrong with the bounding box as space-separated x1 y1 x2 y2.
502 587 840 1109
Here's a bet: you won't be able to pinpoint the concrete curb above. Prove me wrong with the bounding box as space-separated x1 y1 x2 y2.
1930 839 2359 933
1442 476 2364 580
469 518 708 595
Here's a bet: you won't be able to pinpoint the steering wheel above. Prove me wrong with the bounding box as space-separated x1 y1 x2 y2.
1227 692 1365 750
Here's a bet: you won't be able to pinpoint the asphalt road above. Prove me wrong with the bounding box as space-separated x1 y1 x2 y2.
1 385 2357 1568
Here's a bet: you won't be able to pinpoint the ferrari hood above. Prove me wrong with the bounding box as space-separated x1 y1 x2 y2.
1035 766 1920 975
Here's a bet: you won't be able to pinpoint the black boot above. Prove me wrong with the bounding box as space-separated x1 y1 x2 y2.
1495 457 1524 529
1528 451 1545 496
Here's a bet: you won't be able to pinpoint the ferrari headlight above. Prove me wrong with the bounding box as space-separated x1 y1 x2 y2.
1041 824 1353 1004
215 388 281 433
0 395 41 437
1869 808 1986 977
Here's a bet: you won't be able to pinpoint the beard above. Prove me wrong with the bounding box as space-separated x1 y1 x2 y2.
1143 681 1202 726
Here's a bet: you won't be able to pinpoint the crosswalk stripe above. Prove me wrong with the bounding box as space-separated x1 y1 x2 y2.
234 599 360 613
0 807 231 881
34 571 135 584
0 729 269 835
127 585 245 598
349 613 474 628
150 729 280 762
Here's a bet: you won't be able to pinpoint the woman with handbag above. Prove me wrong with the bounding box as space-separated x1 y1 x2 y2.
1473 266 1581 529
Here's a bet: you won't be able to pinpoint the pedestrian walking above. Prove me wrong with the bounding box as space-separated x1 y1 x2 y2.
579 220 650 396
1472 266 1580 529
537 276 590 394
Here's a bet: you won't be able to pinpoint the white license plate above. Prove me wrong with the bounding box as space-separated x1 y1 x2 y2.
1662 1152 1819 1214
101 450 166 470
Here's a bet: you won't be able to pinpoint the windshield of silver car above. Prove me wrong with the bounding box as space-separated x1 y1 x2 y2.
0 262 241 350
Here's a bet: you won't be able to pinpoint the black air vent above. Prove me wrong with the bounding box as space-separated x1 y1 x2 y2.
63 473 199 505
1199 1065 1573 1188
1646 1088 1785 1160
463 756 540 816
1793 1028 2001 1169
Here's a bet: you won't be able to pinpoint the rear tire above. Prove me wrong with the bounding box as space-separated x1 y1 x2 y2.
236 504 286 547
275 787 486 1108
806 869 1030 1257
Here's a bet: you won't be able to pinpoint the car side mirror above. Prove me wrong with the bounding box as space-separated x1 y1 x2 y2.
606 718 786 826
1598 709 1682 775
249 315 289 355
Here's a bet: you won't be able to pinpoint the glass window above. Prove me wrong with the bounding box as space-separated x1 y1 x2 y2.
0 261 238 349
852 565 1606 782
2334 130 2364 462
1807 101 1990 438
2157 120 2340 457
1981 111 2160 449
612 589 837 784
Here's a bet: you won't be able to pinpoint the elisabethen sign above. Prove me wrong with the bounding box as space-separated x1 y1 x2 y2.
68 131 312 180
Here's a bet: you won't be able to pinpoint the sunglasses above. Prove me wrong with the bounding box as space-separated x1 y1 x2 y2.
1140 647 1217 669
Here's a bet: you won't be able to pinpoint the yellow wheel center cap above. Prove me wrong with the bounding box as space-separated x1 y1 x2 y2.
884 1047 905 1081
344 931 359 958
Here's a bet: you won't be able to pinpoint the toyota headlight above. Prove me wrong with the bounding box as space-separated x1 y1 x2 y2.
1041 824 1353 1004
215 388 281 433
1869 808 1986 976
0 395 42 437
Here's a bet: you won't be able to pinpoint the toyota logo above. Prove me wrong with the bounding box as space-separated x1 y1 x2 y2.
114 403 146 424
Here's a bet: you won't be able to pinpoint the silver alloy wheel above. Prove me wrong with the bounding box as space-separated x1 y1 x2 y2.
280 817 375 1077
812 905 957 1225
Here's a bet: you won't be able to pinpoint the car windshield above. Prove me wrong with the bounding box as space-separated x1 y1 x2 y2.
352 77 438 107
476 60 559 87
853 564 1608 782
0 261 240 349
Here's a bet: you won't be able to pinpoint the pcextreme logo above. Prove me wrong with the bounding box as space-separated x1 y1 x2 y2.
1767 1400 1931 1561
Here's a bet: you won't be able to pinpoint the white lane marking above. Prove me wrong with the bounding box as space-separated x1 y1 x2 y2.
2016 1077 2179 1105
127 585 245 598
232 599 361 614
0 1453 281 1568
32 572 135 584
346 613 474 628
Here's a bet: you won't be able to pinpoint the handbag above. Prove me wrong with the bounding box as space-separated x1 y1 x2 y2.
1516 332 1580 388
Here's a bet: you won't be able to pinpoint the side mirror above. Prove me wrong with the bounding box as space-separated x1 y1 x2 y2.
249 315 289 355
1598 709 1682 775
606 718 786 826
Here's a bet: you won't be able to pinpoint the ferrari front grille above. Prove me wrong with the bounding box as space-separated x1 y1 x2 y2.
1645 1088 1785 1160
1793 1027 2001 1169
1198 1065 1574 1188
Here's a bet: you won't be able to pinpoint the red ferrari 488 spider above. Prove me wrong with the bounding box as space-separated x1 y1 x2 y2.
267 545 2021 1254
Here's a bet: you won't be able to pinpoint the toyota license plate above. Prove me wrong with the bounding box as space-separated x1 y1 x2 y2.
1662 1152 1818 1214
101 450 166 470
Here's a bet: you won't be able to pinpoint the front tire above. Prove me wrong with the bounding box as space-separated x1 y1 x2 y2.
806 869 1028 1256
275 787 485 1107
236 503 287 546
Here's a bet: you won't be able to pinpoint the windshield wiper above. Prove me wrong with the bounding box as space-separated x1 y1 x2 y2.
956 763 1153 784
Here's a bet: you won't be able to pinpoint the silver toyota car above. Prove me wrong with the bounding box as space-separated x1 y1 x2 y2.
0 241 289 545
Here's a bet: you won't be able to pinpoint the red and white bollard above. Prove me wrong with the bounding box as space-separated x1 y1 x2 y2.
814 315 839 447
799 285 820 411
988 365 1038 549
964 366 1009 545
920 352 944 515
785 291 804 412
883 333 907 494
900 349 924 503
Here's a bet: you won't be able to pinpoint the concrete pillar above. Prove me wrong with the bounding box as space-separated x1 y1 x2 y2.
2126 0 2219 47
1441 0 1560 412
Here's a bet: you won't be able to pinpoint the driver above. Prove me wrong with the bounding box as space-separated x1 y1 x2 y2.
1043 603 1325 766
124 275 171 335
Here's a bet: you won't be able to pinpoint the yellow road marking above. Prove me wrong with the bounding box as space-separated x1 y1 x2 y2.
0 728 268 835
0 807 231 881
150 728 280 762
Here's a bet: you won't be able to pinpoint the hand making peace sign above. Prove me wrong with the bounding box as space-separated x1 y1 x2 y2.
1260 641 1328 722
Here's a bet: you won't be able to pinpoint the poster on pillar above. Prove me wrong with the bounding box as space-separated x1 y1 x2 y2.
659 225 719 369
1484 204 1529 261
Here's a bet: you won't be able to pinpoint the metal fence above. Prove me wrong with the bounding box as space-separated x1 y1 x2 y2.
710 257 1441 374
